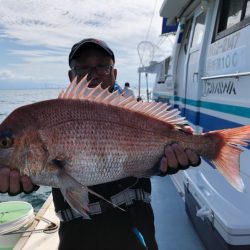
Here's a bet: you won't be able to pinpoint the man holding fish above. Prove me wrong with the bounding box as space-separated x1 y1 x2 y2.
0 38 201 249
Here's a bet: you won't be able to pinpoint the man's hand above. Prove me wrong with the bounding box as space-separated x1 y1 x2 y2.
0 164 38 195
158 126 201 175
159 143 201 175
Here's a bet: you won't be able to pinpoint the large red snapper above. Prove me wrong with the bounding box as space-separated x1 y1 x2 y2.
0 76 250 217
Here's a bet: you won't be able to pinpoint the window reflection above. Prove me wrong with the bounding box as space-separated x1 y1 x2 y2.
245 0 250 18
226 0 243 29
191 13 206 48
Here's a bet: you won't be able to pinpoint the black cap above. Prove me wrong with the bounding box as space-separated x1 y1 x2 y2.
69 38 115 67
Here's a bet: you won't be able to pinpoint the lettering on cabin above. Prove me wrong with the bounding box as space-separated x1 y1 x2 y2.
202 81 237 97
208 32 240 57
207 51 238 72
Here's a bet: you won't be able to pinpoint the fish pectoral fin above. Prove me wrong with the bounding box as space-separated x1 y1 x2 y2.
58 171 126 219
58 170 90 219
63 187 90 219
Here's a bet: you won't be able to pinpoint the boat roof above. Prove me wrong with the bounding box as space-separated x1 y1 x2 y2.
160 0 191 22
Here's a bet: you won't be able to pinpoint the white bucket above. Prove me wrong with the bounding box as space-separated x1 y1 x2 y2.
0 201 34 250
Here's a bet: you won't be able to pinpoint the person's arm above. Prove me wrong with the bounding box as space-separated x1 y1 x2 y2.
0 164 39 195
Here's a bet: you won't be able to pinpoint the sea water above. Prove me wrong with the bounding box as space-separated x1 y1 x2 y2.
0 88 60 211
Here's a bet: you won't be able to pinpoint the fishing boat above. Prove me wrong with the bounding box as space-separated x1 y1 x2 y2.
2 1 250 249
146 0 250 249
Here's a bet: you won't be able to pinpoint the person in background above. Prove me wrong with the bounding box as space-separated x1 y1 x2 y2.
0 38 201 250
122 82 135 98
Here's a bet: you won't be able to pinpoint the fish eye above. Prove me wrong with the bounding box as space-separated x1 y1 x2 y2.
0 136 13 148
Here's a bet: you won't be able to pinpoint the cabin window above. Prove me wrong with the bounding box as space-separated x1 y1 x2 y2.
218 0 243 32
227 0 242 29
191 12 206 48
215 0 250 40
183 19 193 54
245 0 250 18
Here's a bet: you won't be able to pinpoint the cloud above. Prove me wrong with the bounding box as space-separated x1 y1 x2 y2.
10 49 67 64
0 0 173 88
0 68 44 82
0 0 162 47
0 70 15 79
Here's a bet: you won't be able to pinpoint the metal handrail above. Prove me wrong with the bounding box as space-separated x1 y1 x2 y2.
201 72 250 80
2 214 58 235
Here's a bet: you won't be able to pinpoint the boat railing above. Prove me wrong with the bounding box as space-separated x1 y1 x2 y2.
201 71 250 80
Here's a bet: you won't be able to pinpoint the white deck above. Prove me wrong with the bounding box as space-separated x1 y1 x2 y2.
152 176 205 250
14 195 59 250
14 176 205 250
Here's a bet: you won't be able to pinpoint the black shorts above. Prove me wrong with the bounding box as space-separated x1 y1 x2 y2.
58 201 158 250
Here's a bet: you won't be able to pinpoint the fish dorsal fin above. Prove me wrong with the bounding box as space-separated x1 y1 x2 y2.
58 76 187 126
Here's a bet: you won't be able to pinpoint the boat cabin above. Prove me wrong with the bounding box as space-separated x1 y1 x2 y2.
156 0 250 249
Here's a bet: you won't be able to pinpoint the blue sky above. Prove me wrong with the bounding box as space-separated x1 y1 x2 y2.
0 0 174 89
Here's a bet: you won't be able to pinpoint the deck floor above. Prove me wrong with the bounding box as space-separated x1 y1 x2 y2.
151 176 205 250
14 195 59 250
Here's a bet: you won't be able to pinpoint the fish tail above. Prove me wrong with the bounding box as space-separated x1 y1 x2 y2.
210 125 250 192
